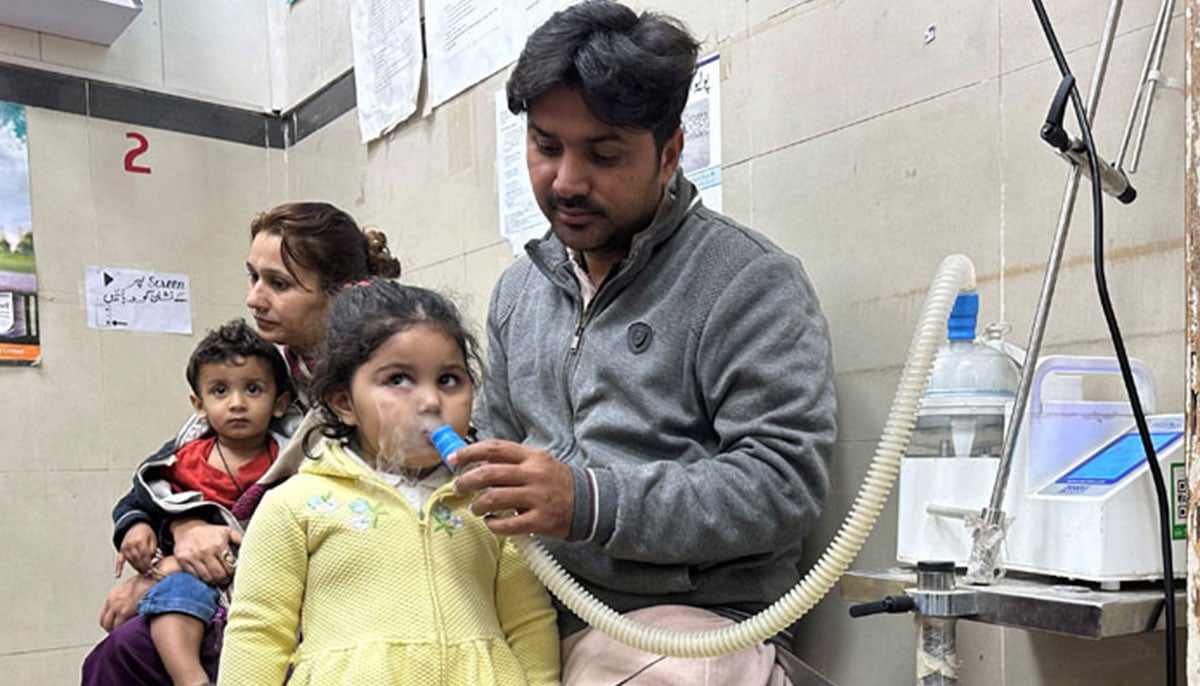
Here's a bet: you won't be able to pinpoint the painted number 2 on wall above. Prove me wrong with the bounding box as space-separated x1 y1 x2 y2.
124 132 151 174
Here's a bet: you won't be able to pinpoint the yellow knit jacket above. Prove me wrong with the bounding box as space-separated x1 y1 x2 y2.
218 441 560 685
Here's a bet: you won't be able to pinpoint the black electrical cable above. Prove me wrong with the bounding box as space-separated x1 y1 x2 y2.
1029 3 1177 684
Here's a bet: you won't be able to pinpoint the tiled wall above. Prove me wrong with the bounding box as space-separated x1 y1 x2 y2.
0 0 1186 683
0 0 274 109
0 109 286 682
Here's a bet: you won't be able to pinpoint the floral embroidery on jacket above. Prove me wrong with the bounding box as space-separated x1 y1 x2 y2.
349 497 387 530
432 502 464 536
307 492 338 513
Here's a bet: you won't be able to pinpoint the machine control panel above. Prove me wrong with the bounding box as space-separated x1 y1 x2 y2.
1039 415 1184 497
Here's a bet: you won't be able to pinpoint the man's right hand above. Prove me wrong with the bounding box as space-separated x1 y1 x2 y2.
450 439 575 539
115 522 157 577
170 518 242 585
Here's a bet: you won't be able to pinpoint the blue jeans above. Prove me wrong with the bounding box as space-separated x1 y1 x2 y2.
137 572 221 622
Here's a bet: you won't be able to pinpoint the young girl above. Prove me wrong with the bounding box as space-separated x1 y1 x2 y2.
218 280 560 685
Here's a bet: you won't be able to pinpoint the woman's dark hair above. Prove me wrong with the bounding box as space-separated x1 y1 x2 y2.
308 280 482 445
186 318 293 402
250 202 402 293
505 0 700 151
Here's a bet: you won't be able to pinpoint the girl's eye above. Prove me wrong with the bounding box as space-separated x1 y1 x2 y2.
386 373 413 387
270 278 290 291
246 383 263 396
210 385 228 397
439 373 463 388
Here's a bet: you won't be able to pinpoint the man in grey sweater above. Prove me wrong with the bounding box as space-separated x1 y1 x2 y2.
452 2 837 683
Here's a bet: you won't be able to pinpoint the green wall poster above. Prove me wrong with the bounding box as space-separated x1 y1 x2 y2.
0 100 38 366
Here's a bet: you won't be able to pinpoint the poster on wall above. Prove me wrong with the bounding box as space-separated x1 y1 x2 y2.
84 266 193 335
0 100 39 366
681 54 722 212
494 90 548 255
426 0 571 109
350 0 422 143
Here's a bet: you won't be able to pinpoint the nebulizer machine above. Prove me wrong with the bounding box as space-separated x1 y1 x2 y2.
896 295 1185 587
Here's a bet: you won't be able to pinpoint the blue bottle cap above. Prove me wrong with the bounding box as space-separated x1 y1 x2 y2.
430 425 468 470
947 293 979 341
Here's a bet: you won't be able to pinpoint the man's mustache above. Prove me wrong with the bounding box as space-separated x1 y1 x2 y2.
549 194 604 215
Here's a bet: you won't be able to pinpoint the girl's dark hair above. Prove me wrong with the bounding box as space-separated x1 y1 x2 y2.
505 0 700 151
250 202 402 293
308 280 482 445
186 318 293 401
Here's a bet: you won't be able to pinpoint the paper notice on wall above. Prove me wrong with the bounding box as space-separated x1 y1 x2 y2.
427 0 514 108
427 0 572 109
85 266 192 335
495 90 547 255
681 54 722 212
350 0 422 143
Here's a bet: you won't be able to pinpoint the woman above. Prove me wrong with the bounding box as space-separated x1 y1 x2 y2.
82 202 401 686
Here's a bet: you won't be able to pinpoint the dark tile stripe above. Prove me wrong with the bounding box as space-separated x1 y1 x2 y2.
87 80 283 147
289 69 356 145
0 61 358 149
0 62 86 115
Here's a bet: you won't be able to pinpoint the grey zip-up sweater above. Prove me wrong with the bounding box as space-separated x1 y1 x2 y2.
477 171 836 632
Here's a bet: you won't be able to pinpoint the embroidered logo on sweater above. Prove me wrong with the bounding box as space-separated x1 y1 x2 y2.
627 322 653 354
306 492 388 530
348 497 387 530
307 492 339 513
432 503 464 536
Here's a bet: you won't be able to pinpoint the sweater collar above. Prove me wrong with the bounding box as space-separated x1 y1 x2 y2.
301 441 463 501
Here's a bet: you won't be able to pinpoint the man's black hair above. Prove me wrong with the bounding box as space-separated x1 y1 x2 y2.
506 0 701 150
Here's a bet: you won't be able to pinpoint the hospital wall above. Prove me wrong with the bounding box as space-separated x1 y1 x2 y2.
0 2 288 682
0 0 1186 683
0 0 275 109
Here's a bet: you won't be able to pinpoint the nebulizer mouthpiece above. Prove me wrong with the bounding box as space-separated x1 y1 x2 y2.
430 425 468 472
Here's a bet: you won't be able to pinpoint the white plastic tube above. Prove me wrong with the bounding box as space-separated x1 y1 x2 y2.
513 254 978 658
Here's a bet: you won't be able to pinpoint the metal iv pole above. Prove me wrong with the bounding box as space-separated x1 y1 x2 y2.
848 3 1178 684
964 0 1175 585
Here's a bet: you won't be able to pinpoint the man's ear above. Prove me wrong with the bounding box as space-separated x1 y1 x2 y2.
189 393 205 418
658 127 685 185
327 390 358 427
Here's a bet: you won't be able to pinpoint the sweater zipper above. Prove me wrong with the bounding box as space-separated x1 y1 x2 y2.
569 305 592 355
568 274 611 355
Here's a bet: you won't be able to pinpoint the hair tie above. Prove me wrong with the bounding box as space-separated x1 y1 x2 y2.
356 280 371 287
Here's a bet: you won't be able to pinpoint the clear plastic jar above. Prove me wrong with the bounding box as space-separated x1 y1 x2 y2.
909 294 1020 458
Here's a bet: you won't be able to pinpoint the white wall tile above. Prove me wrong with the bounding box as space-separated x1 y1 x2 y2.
740 0 999 163
160 0 271 108
0 24 41 60
39 0 163 89
999 0 1180 75
24 108 97 296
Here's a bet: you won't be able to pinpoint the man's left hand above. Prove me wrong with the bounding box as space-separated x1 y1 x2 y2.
451 439 574 538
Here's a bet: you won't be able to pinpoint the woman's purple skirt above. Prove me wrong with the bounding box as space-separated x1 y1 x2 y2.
80 609 224 685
